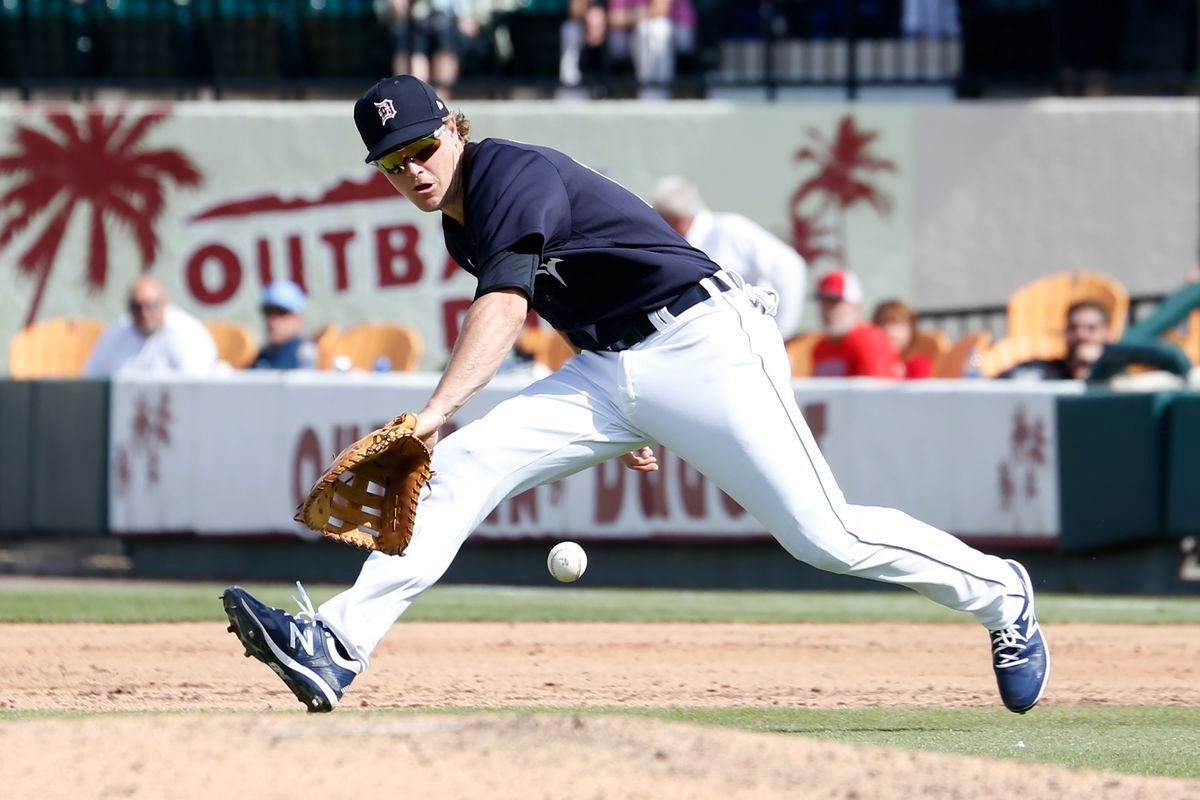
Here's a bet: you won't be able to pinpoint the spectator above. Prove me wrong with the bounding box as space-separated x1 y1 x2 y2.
872 299 933 379
252 280 317 370
84 276 216 377
811 270 902 378
1001 300 1113 381
606 0 695 98
379 0 479 95
650 175 807 336
560 0 608 90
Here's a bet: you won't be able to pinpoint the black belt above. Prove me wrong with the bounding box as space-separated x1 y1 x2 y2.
601 273 733 352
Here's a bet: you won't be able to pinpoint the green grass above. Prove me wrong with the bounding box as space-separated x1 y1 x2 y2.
0 580 1197 624
1 705 1195 781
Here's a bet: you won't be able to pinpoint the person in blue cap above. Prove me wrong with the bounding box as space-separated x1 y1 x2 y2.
251 280 317 370
222 75 1050 717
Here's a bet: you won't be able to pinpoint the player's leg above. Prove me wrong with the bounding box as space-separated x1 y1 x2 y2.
627 283 1047 711
627 286 1026 627
316 351 646 665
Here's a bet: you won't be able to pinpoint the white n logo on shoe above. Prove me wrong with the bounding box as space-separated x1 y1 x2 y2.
289 622 315 656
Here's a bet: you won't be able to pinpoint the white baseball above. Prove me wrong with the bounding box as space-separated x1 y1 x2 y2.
547 541 588 583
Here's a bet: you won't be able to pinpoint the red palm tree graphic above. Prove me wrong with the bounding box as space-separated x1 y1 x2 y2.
0 109 202 327
790 115 896 267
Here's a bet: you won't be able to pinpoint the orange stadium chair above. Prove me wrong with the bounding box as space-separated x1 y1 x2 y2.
516 328 577 372
1007 272 1129 342
933 330 992 378
313 324 342 370
9 318 105 378
204 320 259 369
786 331 823 377
1165 308 1200 365
325 323 423 372
908 328 951 362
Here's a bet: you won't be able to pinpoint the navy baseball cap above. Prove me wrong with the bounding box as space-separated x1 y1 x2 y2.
354 75 449 164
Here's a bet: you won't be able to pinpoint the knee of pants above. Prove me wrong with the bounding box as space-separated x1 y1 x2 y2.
778 510 860 575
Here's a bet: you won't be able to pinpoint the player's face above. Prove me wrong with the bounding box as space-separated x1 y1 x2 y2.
377 121 461 214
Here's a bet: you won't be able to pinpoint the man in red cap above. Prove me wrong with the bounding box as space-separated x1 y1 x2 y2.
811 270 902 379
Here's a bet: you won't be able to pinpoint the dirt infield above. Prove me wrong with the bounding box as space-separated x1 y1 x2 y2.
2 621 1198 798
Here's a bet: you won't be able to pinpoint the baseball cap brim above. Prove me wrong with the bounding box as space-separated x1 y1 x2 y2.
364 118 443 164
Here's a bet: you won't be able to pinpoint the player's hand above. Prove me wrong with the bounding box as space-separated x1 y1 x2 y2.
414 407 446 449
619 447 658 472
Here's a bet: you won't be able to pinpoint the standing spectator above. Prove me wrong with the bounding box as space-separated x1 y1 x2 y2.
811 270 901 378
560 0 608 90
379 0 479 95
252 280 317 370
1001 300 1113 381
84 276 216 376
872 299 933 379
650 175 807 336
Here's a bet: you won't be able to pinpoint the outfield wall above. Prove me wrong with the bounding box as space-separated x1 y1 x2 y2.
1 99 1196 373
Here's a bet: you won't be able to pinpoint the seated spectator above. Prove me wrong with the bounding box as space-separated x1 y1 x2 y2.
252 280 317 370
84 276 216 376
1001 300 1113 381
560 0 608 89
872 299 933 379
380 0 480 95
650 174 806 336
811 270 902 378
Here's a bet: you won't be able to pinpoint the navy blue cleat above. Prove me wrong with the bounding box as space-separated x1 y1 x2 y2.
222 582 361 713
989 560 1050 713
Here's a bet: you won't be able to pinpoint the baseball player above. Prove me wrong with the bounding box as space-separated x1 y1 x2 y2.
222 76 1049 715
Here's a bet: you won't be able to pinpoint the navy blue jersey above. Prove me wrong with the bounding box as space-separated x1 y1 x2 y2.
441 138 719 350
251 337 316 370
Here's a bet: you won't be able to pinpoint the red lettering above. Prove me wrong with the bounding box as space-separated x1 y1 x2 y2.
594 460 624 523
508 488 538 525
256 238 272 287
321 230 355 292
720 491 746 517
376 224 424 286
185 243 241 305
286 235 307 291
442 298 473 350
677 455 706 518
803 402 827 448
292 427 323 507
639 446 669 518
333 425 361 456
442 254 459 281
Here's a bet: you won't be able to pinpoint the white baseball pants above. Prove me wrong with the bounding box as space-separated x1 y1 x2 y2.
319 274 1026 666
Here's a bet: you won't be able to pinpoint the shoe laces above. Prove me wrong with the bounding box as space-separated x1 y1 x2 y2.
290 581 318 624
991 624 1030 669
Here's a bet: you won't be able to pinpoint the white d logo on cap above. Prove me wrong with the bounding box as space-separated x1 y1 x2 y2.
374 99 397 125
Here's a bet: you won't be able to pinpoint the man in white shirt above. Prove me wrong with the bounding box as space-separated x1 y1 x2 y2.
650 174 807 336
84 276 217 376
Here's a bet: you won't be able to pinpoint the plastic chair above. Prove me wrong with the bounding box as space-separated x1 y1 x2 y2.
204 321 258 369
785 331 824 377
326 323 423 371
980 334 1066 378
907 329 950 361
313 324 343 370
933 331 992 378
516 328 577 372
1006 272 1129 342
9 318 106 378
1165 308 1200 365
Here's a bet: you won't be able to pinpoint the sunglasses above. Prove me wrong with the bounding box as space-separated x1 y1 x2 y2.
128 299 162 314
373 125 447 175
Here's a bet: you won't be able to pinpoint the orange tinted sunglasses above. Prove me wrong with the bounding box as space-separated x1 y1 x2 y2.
374 125 446 175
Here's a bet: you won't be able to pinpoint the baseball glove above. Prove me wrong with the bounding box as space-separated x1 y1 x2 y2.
295 413 433 555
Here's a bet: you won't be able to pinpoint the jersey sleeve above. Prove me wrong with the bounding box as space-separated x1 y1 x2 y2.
474 246 540 300
465 144 572 266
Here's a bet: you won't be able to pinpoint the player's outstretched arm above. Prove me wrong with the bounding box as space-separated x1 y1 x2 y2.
416 288 529 446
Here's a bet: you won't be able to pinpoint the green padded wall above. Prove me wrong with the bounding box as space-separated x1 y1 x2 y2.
1057 392 1174 552
29 380 109 534
1166 393 1200 539
0 380 34 534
